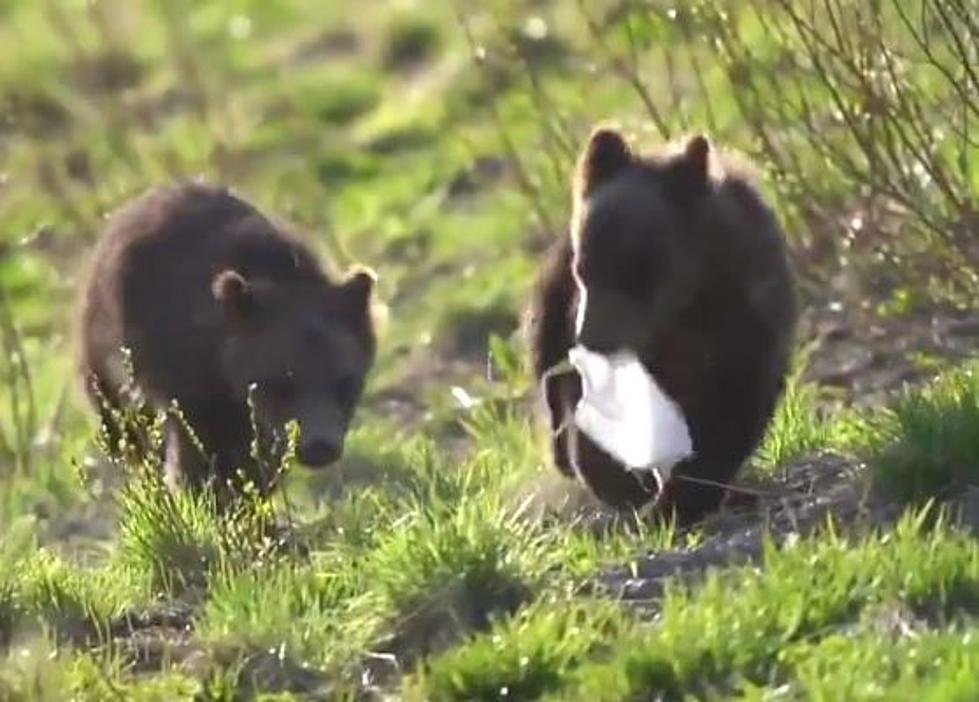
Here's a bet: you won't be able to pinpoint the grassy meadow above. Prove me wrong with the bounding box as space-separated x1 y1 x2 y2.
1 0 978 699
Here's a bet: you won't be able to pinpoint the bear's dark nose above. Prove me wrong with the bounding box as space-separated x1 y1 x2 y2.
298 439 341 467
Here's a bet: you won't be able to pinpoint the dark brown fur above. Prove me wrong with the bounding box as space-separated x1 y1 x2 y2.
77 180 376 502
526 126 797 525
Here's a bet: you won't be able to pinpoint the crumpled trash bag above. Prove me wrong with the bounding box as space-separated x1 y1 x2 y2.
567 345 693 489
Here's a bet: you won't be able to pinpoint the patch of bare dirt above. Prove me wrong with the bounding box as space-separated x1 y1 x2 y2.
802 302 979 407
106 602 197 673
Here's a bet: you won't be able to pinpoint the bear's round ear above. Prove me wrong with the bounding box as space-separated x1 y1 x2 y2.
683 135 710 180
212 269 253 324
342 265 376 306
575 124 633 198
670 134 712 194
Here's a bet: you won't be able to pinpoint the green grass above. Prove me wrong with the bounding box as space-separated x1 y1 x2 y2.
870 362 979 504
1 0 977 698
404 508 979 701
553 509 979 701
406 598 630 702
15 550 135 642
0 644 199 701
756 369 839 472
200 556 371 672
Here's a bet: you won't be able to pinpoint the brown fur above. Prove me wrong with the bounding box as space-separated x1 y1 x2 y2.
526 125 798 525
77 180 376 502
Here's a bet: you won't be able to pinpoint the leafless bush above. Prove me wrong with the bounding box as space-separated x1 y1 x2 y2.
462 0 979 304
607 0 978 299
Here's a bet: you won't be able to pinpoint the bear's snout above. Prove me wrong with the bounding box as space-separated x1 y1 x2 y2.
298 438 342 467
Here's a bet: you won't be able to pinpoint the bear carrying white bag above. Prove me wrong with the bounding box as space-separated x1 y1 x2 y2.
568 345 693 488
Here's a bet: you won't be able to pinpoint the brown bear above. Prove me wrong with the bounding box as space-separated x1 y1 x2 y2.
527 126 798 526
77 180 376 502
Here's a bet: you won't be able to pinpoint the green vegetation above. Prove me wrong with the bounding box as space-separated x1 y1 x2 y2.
411 509 979 702
1 0 977 699
870 363 979 504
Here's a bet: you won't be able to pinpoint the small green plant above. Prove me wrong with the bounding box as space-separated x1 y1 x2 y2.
0 643 198 701
869 362 979 504
89 368 299 594
756 372 835 471
368 494 540 613
116 450 293 596
116 464 223 594
407 598 630 702
201 556 371 672
195 659 248 702
16 550 137 644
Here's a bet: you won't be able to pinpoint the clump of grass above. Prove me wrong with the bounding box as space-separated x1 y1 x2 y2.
368 494 541 614
91 366 296 594
116 455 293 596
199 436 536 675
783 628 979 701
195 661 246 702
754 346 863 472
116 467 224 594
406 598 630 702
869 362 979 504
398 437 500 511
0 641 198 701
755 373 835 471
15 550 139 644
200 554 372 671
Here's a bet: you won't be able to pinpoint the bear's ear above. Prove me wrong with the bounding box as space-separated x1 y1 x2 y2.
575 125 633 198
212 269 254 325
670 134 712 194
340 265 376 309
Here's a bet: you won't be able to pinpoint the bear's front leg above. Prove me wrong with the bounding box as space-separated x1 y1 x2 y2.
527 237 581 478
651 456 737 527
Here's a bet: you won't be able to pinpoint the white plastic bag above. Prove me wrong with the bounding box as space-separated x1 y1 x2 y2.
567 345 693 486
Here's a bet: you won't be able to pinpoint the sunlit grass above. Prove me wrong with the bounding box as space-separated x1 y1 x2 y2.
0 0 977 698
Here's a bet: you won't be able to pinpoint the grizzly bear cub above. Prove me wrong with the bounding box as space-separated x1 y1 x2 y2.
78 181 376 501
527 126 798 525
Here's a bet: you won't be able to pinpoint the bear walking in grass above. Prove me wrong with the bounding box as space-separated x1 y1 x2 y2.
527 126 798 525
77 181 376 502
